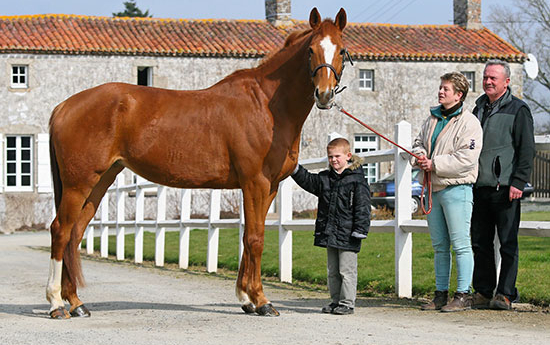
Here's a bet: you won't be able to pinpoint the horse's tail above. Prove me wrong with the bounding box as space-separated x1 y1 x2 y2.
49 130 62 212
49 104 86 289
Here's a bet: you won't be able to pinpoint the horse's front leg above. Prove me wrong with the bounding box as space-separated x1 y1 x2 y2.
236 179 279 316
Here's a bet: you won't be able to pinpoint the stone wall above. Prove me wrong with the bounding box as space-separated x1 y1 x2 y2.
0 53 525 231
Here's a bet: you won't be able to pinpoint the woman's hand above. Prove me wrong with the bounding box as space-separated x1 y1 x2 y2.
417 156 433 172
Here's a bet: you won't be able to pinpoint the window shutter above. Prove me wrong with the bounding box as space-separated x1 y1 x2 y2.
0 133 3 193
37 133 52 193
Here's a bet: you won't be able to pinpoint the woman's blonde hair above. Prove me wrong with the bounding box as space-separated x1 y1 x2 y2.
441 72 469 101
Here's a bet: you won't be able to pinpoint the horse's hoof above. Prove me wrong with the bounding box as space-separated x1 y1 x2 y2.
49 307 70 319
256 303 280 317
70 304 91 318
241 302 256 314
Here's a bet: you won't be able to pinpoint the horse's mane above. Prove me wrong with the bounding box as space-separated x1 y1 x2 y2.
257 28 313 67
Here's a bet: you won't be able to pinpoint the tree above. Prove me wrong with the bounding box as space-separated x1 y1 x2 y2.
488 0 550 134
113 1 152 18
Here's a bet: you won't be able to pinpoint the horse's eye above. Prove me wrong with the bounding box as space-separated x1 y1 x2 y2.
309 47 314 55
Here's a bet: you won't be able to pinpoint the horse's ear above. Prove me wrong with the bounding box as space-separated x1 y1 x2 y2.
309 7 321 30
334 8 347 31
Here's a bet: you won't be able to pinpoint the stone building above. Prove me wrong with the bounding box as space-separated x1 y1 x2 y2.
0 0 525 232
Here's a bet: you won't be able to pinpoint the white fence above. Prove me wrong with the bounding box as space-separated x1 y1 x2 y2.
85 121 550 298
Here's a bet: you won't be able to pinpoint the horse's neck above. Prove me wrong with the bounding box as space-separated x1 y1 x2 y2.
259 39 315 125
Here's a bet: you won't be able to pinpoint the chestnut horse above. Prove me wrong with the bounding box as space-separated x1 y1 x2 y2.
46 8 348 319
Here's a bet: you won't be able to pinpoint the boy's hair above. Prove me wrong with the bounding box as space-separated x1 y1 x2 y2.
441 72 469 102
327 137 351 153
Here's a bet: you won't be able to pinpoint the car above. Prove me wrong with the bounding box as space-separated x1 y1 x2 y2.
370 170 534 215
370 169 424 215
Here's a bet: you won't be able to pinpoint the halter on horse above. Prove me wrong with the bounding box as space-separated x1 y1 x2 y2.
46 7 349 319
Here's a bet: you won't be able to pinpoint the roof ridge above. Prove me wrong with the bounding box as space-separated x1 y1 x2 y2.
0 13 268 24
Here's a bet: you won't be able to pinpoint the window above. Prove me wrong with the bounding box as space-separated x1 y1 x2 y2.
5 135 33 191
137 66 152 86
359 69 374 91
462 71 475 92
11 65 28 89
354 134 378 183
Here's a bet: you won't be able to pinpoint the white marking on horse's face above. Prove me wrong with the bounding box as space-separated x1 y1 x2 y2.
46 259 64 311
320 36 337 78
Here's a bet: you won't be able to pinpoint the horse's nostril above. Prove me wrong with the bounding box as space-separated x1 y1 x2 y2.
315 88 320 98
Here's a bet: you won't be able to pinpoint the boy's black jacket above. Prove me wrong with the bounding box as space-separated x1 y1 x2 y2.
292 155 371 253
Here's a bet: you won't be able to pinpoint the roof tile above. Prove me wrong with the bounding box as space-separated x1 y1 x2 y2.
0 14 524 62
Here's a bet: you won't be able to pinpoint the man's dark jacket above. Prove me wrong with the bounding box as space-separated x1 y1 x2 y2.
292 155 371 253
473 89 535 191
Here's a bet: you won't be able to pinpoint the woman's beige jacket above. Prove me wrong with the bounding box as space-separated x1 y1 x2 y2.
411 109 483 192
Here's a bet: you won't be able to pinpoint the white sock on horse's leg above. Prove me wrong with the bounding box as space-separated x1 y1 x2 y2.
46 259 64 312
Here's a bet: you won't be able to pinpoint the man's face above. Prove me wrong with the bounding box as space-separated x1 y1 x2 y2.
327 147 351 174
483 64 510 103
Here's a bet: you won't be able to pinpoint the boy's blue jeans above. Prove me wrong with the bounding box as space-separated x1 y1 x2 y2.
426 184 474 293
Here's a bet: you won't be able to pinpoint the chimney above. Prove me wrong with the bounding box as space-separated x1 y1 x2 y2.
265 0 292 27
453 0 482 29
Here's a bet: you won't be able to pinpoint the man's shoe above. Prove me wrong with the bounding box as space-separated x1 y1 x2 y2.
421 290 448 311
472 292 492 309
489 294 512 310
441 292 473 312
332 305 354 315
321 303 338 314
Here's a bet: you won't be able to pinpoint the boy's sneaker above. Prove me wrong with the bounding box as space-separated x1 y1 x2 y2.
489 294 512 310
472 292 492 309
321 303 338 314
332 305 354 315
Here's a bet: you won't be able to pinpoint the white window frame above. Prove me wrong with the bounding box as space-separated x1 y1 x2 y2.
4 135 33 192
359 69 374 91
354 134 378 183
11 65 28 89
462 71 475 92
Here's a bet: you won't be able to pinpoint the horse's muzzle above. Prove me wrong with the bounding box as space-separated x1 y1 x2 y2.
314 88 335 109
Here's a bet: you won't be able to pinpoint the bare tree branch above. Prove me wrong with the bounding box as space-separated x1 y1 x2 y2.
488 0 550 134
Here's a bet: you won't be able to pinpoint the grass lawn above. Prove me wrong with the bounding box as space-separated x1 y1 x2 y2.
85 210 550 306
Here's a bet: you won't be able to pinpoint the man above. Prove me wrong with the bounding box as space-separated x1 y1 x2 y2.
471 60 535 310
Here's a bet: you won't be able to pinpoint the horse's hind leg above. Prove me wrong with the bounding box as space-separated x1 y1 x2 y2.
236 178 279 316
47 189 89 319
61 164 124 317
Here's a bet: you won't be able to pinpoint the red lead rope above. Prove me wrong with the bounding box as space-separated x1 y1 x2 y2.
336 105 432 215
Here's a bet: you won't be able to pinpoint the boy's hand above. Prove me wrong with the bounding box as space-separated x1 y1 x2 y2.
351 231 367 239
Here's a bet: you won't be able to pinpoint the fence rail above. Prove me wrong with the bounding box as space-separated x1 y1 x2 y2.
85 122 550 298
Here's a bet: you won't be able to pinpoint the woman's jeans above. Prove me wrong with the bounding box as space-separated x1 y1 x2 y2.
426 184 474 293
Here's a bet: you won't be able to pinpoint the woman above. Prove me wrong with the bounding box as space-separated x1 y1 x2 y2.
412 72 483 312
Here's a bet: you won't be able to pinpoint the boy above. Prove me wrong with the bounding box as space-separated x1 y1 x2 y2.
292 138 371 315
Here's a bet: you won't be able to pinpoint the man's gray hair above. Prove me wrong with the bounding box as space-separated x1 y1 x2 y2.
485 59 511 78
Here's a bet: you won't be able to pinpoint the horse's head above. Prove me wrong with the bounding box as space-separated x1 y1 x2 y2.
308 7 348 109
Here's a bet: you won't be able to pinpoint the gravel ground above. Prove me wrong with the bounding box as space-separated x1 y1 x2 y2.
1 231 548 345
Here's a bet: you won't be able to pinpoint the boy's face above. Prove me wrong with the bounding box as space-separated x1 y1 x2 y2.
327 146 352 174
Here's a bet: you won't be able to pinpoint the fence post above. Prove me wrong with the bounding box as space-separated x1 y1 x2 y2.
278 178 293 283
394 120 413 298
135 175 145 264
155 185 166 266
179 189 191 269
207 189 221 273
100 196 109 258
116 174 125 261
85 226 94 255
